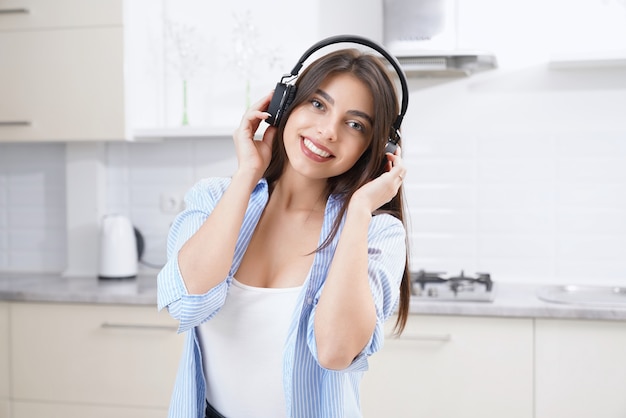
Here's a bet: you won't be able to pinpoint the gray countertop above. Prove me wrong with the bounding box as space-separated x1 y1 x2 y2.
1 273 625 321
0 273 158 306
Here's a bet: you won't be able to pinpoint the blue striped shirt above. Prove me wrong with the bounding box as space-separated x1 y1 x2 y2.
157 177 406 418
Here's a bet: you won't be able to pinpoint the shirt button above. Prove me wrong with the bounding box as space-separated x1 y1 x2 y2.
307 297 313 305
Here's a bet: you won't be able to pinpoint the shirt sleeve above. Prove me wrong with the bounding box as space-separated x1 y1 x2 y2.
156 178 232 333
306 213 407 372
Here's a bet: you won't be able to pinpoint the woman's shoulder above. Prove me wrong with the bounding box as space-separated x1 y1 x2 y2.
190 177 268 199
371 211 405 233
194 177 232 192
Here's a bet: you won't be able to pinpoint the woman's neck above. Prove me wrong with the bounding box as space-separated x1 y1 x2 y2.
269 173 328 214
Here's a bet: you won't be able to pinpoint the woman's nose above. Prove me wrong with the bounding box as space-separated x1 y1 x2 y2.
317 119 338 141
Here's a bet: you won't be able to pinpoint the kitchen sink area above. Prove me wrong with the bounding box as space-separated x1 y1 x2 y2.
537 285 626 308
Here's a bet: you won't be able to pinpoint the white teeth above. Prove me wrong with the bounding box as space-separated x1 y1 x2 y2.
303 138 331 158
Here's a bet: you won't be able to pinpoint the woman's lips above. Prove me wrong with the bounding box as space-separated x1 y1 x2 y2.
301 138 334 162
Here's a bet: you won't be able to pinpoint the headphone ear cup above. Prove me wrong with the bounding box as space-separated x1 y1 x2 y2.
266 83 296 127
384 140 398 155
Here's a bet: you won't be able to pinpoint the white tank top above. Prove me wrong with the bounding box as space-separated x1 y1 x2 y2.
197 278 302 418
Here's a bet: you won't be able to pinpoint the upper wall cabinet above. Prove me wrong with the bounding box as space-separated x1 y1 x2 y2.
0 0 129 142
0 0 122 29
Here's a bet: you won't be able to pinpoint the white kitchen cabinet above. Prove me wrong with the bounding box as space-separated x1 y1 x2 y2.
0 0 127 142
535 319 626 418
0 303 9 418
0 28 126 142
361 314 534 418
10 302 184 418
0 0 122 30
11 402 165 418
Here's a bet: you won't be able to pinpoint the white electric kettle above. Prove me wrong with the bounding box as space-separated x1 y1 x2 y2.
98 214 138 280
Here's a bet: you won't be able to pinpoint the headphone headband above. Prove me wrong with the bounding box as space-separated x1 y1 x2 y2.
282 34 408 132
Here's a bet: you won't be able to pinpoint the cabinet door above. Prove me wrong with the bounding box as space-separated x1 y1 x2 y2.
0 0 122 30
361 315 534 418
12 400 164 418
535 319 626 418
11 302 184 409
0 27 126 142
0 303 8 418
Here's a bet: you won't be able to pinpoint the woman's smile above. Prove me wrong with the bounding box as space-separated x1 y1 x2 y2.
301 137 334 161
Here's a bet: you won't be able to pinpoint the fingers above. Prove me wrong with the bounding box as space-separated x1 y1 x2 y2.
262 125 277 149
386 145 406 185
236 92 275 136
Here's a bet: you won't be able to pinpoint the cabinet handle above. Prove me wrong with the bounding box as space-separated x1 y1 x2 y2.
393 333 452 342
0 121 32 126
101 322 178 331
0 8 30 14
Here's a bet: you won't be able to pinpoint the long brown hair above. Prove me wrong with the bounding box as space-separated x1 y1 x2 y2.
263 49 410 335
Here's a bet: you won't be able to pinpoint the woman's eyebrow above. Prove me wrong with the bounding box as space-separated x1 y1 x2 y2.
315 88 374 125
316 88 334 105
349 110 373 126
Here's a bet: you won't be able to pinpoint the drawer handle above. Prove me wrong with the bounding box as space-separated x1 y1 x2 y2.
101 322 178 331
394 333 452 342
0 121 32 126
0 8 30 14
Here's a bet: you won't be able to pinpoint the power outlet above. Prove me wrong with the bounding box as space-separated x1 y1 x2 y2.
159 192 184 214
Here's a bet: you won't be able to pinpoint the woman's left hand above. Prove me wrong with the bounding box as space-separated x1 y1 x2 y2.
351 146 406 213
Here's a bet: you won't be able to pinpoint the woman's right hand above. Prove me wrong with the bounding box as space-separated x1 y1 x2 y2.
232 92 277 181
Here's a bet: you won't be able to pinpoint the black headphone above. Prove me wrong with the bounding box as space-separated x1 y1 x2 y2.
265 34 409 155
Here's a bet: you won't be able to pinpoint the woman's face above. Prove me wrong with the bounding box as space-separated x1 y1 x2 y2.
282 73 374 181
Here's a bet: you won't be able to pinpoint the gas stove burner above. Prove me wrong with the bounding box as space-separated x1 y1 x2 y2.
411 270 495 302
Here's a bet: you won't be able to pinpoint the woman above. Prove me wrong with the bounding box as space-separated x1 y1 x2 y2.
158 46 410 418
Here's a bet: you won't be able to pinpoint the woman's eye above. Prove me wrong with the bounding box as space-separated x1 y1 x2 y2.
347 121 364 132
310 99 324 110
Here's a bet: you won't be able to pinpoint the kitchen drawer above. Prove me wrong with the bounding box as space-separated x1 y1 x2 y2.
361 315 534 418
11 302 183 408
12 400 165 418
0 27 126 141
535 319 626 418
0 0 122 30
0 400 8 418
0 303 8 403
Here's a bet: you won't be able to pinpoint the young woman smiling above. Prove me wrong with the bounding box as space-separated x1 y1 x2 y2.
158 42 410 418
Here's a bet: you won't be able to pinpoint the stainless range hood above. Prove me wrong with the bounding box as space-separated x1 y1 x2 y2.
393 50 498 77
384 0 497 77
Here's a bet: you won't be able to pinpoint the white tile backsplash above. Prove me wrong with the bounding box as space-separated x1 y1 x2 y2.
409 209 476 234
557 209 626 234
405 185 476 209
477 210 555 233
0 143 66 272
97 139 233 271
557 132 626 158
478 233 556 258
556 184 626 210
556 259 626 283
